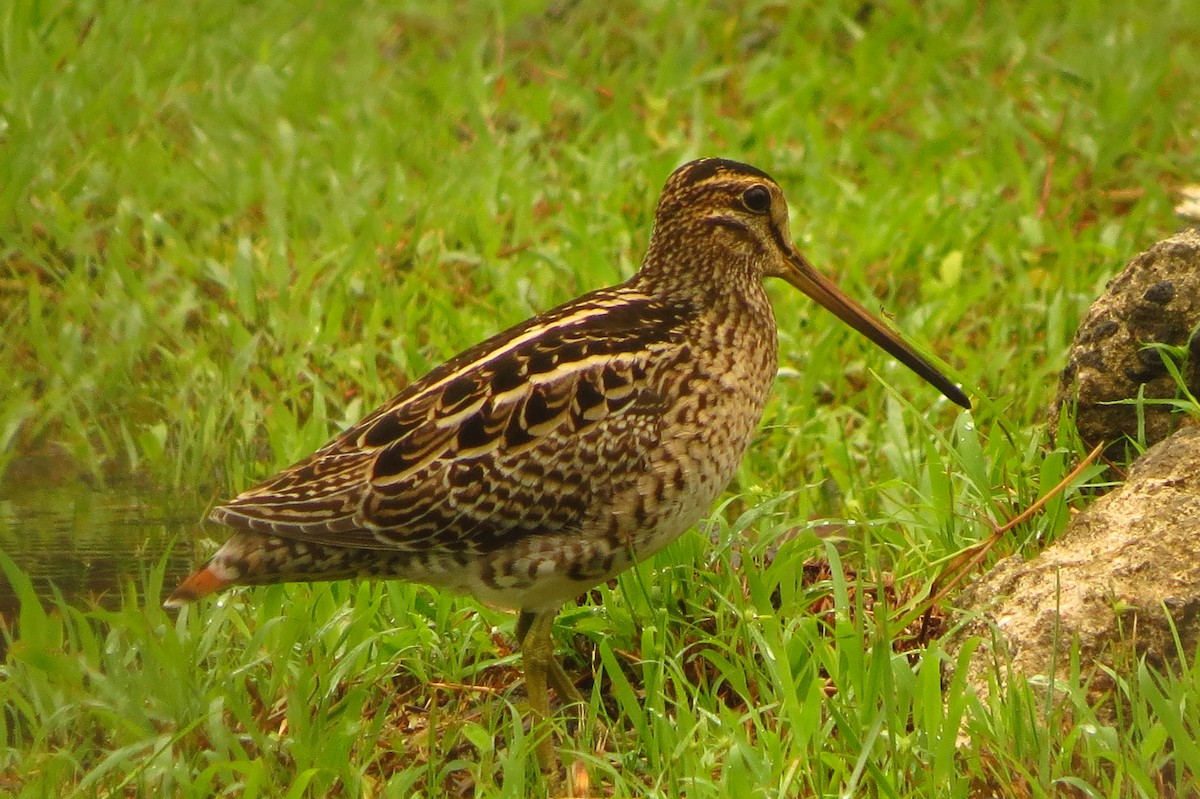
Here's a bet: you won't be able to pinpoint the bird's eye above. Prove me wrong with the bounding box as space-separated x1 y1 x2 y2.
742 185 771 213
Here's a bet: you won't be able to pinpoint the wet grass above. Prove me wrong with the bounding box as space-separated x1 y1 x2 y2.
3 0 1200 796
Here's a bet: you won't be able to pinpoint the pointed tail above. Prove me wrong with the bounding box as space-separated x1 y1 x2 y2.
163 564 232 609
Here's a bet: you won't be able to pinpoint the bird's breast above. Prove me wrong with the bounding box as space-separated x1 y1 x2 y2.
628 301 779 555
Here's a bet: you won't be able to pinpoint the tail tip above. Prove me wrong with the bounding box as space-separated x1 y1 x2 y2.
162 565 231 609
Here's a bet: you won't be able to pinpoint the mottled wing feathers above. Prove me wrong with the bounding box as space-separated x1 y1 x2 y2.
211 287 697 553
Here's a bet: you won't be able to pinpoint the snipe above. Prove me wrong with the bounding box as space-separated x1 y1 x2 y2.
166 157 969 771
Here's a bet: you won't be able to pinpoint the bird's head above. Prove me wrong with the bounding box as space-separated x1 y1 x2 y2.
646 157 970 409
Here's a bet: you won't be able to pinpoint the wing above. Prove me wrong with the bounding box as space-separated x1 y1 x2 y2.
211 287 697 553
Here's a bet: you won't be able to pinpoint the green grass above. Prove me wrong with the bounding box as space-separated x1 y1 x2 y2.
3 0 1200 795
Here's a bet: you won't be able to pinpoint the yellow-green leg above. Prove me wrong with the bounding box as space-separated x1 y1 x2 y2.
516 609 586 776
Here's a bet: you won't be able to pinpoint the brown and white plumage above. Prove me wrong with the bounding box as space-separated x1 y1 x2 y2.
167 277 777 611
165 157 968 771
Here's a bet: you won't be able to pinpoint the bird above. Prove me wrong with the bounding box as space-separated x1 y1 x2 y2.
164 157 970 771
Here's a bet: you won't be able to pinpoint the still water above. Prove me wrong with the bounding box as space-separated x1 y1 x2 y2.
0 487 203 624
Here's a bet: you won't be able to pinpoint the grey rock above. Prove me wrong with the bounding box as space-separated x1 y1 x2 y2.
1052 230 1200 459
948 428 1200 711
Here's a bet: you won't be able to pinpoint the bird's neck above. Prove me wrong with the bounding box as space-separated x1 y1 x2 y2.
633 236 769 313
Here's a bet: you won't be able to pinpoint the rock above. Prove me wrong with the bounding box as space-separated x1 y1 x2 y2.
947 428 1200 711
1051 230 1200 459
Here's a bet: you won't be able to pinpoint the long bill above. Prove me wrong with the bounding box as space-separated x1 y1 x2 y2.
779 251 971 409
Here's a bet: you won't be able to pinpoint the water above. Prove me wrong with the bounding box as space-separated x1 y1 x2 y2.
0 487 203 626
